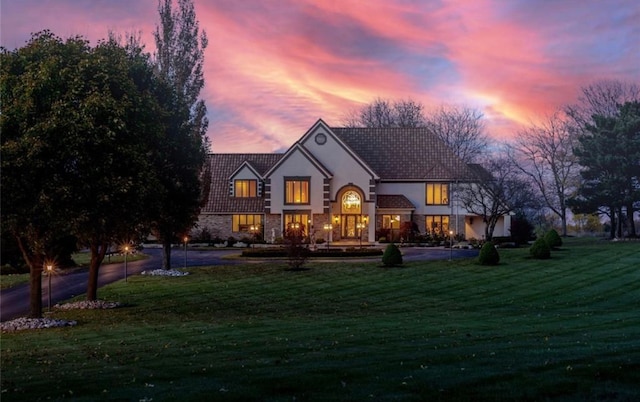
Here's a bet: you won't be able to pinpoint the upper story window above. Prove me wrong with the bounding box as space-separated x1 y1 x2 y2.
426 183 449 205
285 177 310 204
235 179 257 197
341 190 361 214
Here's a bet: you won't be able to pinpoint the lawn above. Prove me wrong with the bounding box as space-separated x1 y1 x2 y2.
1 238 639 401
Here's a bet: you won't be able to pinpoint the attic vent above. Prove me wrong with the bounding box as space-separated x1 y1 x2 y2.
229 180 234 196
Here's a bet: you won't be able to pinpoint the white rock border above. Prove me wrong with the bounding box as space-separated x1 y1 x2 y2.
141 269 190 276
1 317 77 332
55 300 121 310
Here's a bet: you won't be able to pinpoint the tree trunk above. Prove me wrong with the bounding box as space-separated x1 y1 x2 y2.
617 206 624 238
15 236 43 318
28 264 44 318
162 238 172 269
626 203 637 237
87 241 108 301
561 208 568 237
610 206 616 239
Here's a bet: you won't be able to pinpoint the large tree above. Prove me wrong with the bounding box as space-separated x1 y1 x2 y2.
152 0 209 269
424 104 489 164
571 101 640 238
1 31 164 308
343 98 425 128
1 33 102 316
458 157 538 241
508 111 580 236
566 80 640 237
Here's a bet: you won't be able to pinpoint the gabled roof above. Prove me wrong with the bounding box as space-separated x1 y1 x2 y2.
331 127 474 181
229 160 264 181
297 119 379 180
376 194 415 209
201 154 283 213
263 142 332 179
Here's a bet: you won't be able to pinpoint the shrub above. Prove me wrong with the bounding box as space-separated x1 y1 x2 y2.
478 241 500 266
544 229 562 249
382 243 403 267
226 236 237 247
530 237 551 259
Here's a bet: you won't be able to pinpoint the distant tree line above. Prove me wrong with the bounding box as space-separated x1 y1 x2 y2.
344 79 640 240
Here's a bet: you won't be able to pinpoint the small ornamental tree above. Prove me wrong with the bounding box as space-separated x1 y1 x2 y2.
285 224 309 271
544 229 563 249
478 241 500 266
382 243 403 267
530 237 551 259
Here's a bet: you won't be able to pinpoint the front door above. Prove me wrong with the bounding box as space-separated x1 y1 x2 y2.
342 215 359 238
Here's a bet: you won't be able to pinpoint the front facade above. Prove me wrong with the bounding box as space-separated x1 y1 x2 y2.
196 120 511 244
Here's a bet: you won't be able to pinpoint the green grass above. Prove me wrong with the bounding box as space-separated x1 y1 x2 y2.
2 238 639 401
0 273 31 289
0 253 149 289
71 251 148 267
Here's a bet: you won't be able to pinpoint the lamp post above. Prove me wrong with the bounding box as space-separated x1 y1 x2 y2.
183 236 188 269
323 223 332 249
449 230 454 261
250 225 256 248
123 245 129 282
357 222 365 248
45 264 53 311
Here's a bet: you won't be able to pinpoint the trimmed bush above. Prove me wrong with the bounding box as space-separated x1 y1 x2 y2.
478 241 500 266
544 229 562 249
530 237 551 259
382 243 403 266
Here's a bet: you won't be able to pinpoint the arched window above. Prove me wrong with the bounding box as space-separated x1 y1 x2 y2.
341 190 361 214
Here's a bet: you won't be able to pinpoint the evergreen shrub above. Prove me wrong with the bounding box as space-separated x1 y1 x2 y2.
544 229 563 249
478 241 500 265
382 243 403 266
530 237 551 259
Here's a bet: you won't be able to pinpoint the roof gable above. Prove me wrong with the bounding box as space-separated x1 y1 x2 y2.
229 160 263 181
297 119 379 180
202 153 282 213
264 142 332 179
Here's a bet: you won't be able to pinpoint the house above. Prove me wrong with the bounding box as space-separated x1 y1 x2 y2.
195 119 511 244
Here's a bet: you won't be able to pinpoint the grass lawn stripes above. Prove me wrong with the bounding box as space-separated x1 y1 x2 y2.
1 238 638 401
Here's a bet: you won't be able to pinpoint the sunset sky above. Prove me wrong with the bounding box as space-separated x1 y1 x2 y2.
2 0 638 152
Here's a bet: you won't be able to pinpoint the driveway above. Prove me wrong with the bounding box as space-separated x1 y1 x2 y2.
0 246 477 322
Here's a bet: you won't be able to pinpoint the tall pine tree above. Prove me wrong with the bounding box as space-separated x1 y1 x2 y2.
572 102 640 238
152 0 209 269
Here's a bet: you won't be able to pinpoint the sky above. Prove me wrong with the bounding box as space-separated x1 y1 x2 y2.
2 0 639 153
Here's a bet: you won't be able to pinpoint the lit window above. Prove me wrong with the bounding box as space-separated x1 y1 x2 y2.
382 215 401 229
425 215 449 235
285 178 309 204
426 183 449 205
341 191 361 214
284 212 310 235
235 179 257 197
232 214 262 232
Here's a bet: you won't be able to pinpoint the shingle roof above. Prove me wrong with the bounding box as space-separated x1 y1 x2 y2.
376 194 415 209
201 154 283 213
331 127 474 180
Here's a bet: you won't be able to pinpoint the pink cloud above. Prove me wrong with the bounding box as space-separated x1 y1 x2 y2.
2 0 638 151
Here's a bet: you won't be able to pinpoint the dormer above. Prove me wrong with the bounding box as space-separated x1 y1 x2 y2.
228 161 264 197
